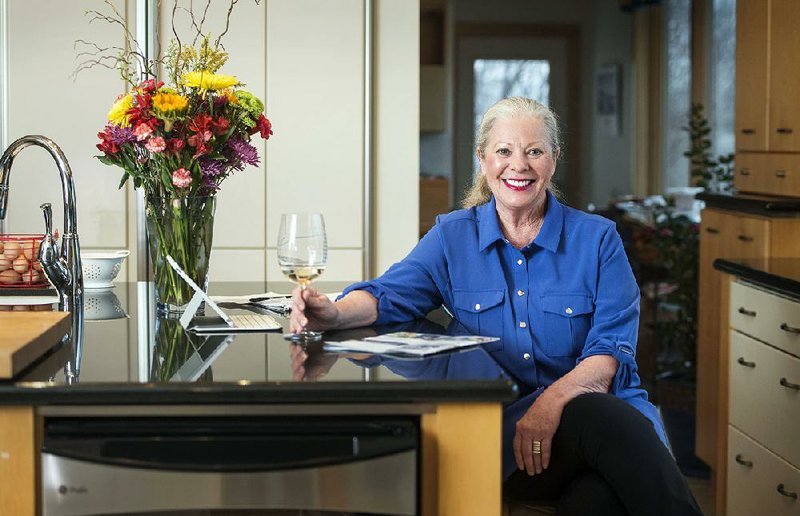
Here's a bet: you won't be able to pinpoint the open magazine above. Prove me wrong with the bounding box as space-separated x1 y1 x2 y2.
323 331 499 358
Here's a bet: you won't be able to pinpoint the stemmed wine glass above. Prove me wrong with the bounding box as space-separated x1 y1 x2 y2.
277 213 328 341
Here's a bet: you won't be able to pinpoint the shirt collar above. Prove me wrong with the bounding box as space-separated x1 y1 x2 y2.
477 190 564 253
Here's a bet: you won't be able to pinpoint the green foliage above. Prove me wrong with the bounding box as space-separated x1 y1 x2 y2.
683 103 734 191
651 207 700 379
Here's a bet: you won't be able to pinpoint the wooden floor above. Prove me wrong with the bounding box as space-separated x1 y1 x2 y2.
686 475 714 516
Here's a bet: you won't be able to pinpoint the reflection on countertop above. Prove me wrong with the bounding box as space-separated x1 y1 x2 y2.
0 282 518 406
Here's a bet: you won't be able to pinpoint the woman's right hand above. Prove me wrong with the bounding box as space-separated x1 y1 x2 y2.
289 286 339 334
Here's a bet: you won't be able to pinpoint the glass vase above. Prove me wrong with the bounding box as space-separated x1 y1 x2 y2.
145 194 216 315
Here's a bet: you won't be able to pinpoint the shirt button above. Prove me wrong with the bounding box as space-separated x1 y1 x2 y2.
565 307 573 315
519 321 527 328
517 290 525 296
523 353 531 360
517 259 523 265
474 303 481 311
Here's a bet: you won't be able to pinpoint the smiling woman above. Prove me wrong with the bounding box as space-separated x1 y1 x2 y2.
291 96 704 514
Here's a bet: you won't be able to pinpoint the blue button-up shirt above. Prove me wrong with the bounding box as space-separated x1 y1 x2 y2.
343 191 667 475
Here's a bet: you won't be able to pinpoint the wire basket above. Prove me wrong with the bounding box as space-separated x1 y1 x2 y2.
0 234 48 288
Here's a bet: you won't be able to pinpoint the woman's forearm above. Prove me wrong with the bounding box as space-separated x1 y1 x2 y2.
540 354 618 407
333 290 380 329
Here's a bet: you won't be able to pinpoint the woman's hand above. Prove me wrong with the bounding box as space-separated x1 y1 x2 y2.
289 286 339 334
289 344 339 381
513 390 565 476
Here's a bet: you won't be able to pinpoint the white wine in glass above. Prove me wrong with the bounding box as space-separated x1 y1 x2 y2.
277 213 327 341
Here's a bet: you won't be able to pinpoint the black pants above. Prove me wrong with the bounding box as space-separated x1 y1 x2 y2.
503 393 703 516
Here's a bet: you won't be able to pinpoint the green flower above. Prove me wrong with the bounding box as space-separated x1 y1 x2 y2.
234 90 264 118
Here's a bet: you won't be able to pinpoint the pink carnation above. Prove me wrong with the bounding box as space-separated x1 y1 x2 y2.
171 168 193 189
134 123 153 141
145 136 166 153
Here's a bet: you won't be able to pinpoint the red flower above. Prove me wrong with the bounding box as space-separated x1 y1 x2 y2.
168 138 185 153
255 114 273 139
96 130 119 154
171 168 193 189
188 114 214 134
212 116 230 135
138 79 164 93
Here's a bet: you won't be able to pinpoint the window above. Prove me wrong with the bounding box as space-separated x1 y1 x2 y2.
472 59 550 170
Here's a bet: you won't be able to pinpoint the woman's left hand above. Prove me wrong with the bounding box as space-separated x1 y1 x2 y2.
513 390 565 476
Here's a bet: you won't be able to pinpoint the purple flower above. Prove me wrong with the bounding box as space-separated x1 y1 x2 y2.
225 138 260 171
200 174 220 194
105 124 136 145
199 157 226 177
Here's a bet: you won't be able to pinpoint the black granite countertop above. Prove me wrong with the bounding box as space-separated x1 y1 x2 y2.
698 192 800 217
0 282 518 406
713 258 800 300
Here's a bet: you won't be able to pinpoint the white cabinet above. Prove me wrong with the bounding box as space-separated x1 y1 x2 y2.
727 281 800 515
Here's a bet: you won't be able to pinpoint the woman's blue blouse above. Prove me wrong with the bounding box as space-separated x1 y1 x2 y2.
342 191 668 461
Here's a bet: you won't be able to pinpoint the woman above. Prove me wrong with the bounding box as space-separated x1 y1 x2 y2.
290 97 702 515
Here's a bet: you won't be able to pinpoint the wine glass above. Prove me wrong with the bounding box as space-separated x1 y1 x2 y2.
277 213 328 341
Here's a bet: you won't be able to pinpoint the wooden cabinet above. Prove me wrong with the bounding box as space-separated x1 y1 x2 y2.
736 0 800 154
735 0 800 196
696 208 800 513
726 283 800 516
735 0 769 152
735 152 800 198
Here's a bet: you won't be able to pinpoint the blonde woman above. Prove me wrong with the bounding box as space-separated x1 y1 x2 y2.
291 97 702 515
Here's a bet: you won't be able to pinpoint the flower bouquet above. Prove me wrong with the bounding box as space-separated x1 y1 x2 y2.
90 7 272 313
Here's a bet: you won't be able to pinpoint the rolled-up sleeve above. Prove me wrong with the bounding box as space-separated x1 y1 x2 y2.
576 225 641 394
341 221 449 325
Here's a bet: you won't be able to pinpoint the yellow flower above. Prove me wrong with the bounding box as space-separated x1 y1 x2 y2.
153 92 189 113
107 93 133 127
221 88 239 105
182 71 239 91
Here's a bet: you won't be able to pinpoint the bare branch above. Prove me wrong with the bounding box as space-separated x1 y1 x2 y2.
214 0 240 48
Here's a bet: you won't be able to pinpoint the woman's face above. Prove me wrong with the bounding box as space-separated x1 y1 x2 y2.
478 116 558 215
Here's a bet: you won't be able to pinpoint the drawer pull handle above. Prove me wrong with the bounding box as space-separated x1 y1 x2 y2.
740 168 751 176
777 127 794 134
738 234 754 242
738 307 757 317
741 128 756 135
735 454 753 467
777 484 798 500
780 377 800 391
705 227 720 234
776 170 787 178
737 357 756 368
780 322 800 334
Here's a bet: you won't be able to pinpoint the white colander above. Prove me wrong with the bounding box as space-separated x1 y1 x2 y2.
81 251 130 289
83 288 127 320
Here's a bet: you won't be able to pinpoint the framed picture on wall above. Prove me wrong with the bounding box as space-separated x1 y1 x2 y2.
597 64 621 136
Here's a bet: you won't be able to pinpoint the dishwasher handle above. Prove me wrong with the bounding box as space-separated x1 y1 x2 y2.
43 416 418 473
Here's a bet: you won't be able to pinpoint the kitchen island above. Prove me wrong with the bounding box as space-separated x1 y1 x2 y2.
0 282 517 516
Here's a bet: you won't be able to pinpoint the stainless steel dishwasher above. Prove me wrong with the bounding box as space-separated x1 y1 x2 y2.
41 415 418 515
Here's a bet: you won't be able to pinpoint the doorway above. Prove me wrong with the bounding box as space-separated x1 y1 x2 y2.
454 25 581 207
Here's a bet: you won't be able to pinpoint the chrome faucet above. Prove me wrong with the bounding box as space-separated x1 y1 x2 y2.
0 135 83 312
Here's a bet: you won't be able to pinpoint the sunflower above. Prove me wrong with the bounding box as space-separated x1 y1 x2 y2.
107 94 134 127
152 92 189 113
182 71 239 91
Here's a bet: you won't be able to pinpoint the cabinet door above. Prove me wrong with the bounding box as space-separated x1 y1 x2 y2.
737 153 800 199
696 210 769 464
736 0 769 151
770 0 800 151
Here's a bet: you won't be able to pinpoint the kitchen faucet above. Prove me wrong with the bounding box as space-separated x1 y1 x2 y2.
0 135 84 312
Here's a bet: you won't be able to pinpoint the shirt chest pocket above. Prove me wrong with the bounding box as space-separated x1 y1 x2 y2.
540 294 594 357
452 289 505 351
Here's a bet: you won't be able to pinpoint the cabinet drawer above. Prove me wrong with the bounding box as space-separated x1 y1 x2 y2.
729 331 800 467
731 281 800 357
735 153 800 197
728 425 800 516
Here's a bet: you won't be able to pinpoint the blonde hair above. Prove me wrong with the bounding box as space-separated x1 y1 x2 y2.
462 97 561 208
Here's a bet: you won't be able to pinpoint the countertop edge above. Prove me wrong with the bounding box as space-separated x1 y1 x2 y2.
713 259 800 301
698 192 800 217
0 380 519 406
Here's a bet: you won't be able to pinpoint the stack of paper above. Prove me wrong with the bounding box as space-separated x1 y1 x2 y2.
323 331 498 358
